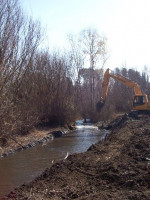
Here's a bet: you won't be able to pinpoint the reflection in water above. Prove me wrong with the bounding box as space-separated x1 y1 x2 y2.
0 121 107 197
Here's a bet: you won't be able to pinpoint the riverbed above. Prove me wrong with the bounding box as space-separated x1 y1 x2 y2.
0 120 107 198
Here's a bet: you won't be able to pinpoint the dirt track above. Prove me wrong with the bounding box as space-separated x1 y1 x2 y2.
3 114 150 200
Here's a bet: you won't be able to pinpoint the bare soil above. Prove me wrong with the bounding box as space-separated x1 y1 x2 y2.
2 114 150 200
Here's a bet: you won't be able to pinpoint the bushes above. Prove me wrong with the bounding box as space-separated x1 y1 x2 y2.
0 0 78 136
0 51 78 135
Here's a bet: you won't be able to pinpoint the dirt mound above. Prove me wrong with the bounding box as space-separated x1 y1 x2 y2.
105 113 129 130
3 115 150 200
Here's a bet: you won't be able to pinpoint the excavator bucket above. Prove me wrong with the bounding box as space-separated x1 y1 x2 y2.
96 100 105 112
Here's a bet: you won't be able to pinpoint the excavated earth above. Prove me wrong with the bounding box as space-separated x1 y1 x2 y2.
2 114 150 200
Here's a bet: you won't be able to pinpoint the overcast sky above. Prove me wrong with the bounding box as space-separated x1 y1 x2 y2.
21 0 150 71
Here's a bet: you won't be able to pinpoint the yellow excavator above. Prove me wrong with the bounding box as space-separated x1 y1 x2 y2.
97 68 150 114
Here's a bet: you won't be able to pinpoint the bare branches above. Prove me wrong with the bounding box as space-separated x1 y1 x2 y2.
0 0 46 136
68 28 107 120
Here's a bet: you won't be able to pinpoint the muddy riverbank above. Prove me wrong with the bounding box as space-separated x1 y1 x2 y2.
0 125 73 158
3 114 150 200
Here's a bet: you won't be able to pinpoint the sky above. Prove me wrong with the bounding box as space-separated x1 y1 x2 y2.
21 0 150 71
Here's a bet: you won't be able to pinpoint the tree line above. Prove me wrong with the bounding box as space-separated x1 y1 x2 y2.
0 0 150 137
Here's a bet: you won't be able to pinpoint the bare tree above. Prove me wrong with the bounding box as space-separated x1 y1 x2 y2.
68 28 107 120
79 28 107 111
0 0 44 136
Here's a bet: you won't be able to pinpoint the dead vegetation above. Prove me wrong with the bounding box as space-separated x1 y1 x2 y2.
0 0 78 139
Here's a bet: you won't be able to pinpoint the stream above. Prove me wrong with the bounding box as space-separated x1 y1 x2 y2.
0 120 108 198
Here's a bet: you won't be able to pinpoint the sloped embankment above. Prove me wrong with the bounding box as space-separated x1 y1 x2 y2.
3 115 150 200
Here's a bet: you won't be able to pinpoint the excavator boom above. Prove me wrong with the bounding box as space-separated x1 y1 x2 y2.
102 69 142 101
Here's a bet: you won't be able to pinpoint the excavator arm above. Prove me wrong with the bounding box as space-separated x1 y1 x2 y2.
96 68 147 112
102 69 142 101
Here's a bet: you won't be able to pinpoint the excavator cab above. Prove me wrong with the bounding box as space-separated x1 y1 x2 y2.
133 95 146 107
132 94 150 112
